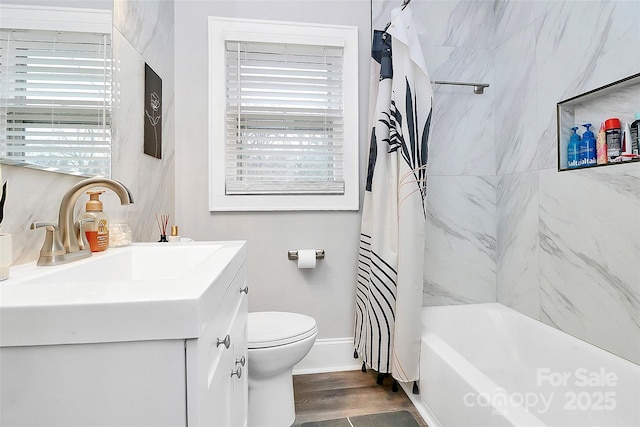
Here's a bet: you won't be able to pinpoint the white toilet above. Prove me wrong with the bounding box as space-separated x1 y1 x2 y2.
247 311 317 427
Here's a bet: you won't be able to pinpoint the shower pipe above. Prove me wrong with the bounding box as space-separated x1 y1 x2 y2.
432 81 490 95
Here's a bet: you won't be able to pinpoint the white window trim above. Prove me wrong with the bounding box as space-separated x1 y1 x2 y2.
0 4 112 35
208 16 359 211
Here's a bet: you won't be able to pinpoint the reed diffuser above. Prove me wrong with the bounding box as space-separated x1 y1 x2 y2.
156 214 169 242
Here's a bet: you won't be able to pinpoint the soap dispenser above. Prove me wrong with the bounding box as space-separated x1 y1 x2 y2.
567 126 581 169
581 123 596 166
80 190 109 252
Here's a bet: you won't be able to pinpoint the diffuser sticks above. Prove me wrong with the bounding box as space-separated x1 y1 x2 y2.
156 213 170 242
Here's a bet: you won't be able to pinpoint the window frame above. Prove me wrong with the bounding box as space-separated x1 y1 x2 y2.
208 16 359 211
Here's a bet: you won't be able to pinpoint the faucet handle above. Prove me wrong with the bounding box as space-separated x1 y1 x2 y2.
30 222 58 231
30 221 66 259
75 218 94 251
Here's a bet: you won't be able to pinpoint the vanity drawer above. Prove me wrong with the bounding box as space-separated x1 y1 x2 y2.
205 288 245 384
202 293 247 426
201 265 247 360
185 260 248 427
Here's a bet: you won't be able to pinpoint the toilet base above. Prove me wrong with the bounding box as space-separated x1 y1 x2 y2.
248 368 295 427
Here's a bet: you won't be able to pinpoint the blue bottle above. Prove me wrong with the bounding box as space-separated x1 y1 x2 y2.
567 126 581 169
578 130 587 167
581 123 597 166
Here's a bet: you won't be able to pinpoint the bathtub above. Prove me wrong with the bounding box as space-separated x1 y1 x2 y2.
404 303 640 427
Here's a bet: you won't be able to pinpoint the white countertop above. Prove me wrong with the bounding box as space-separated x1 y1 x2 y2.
0 241 247 347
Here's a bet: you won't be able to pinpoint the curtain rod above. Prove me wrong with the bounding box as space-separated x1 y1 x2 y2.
432 80 490 95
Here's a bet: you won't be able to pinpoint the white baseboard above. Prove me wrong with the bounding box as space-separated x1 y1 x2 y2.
293 337 361 375
399 381 443 427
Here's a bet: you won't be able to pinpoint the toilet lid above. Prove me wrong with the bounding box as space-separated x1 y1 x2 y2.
248 312 317 349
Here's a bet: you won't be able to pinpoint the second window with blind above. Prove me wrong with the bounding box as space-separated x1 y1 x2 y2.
208 17 359 211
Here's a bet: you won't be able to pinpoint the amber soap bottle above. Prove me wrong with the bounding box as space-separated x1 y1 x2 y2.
80 191 109 252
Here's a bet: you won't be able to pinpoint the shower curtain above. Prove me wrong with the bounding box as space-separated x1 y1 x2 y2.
354 4 432 384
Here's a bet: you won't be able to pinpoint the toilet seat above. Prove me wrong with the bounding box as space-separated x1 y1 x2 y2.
248 312 317 349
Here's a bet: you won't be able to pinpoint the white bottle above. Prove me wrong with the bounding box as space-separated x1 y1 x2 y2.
168 225 180 243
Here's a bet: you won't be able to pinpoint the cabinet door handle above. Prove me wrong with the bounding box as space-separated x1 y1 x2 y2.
216 335 231 349
235 356 246 367
231 366 242 379
240 285 249 294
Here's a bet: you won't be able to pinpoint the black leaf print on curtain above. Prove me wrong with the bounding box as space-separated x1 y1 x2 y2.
366 129 378 192
404 77 430 214
379 78 430 215
381 100 403 154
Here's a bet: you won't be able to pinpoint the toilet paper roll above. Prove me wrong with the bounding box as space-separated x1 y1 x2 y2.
297 249 317 269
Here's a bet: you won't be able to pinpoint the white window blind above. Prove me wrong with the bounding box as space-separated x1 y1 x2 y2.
225 40 345 195
0 28 112 176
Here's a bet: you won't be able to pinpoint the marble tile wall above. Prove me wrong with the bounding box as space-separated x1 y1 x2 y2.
495 0 640 364
373 0 498 307
538 166 640 364
3 0 175 266
111 0 175 244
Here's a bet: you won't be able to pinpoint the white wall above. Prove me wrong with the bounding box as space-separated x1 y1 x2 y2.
174 1 370 340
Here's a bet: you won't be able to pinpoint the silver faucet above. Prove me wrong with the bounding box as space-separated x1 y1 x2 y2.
31 177 134 266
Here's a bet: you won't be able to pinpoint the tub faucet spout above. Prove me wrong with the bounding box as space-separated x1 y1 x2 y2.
31 177 134 266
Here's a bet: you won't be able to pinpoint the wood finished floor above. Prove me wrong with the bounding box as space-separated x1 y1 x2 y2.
292 370 428 426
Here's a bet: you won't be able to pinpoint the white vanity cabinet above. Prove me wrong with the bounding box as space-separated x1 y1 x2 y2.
0 241 248 427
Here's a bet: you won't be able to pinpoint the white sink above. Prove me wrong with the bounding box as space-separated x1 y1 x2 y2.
0 241 247 347
24 243 223 283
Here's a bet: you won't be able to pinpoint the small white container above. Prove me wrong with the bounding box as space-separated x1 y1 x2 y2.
109 219 132 247
168 225 180 243
0 233 12 280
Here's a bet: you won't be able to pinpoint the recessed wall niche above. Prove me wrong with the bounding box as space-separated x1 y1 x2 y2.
557 73 640 171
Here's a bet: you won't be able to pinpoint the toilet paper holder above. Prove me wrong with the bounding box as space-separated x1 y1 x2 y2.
288 249 325 261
